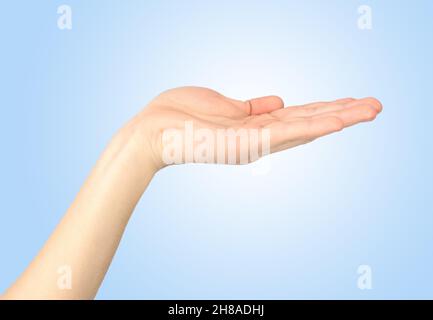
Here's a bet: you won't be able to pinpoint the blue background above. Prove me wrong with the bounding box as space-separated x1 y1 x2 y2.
1 0 432 299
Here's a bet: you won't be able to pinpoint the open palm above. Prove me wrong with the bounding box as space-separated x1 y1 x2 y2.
139 86 382 167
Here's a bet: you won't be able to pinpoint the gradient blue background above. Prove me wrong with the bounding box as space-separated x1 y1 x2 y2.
1 0 432 299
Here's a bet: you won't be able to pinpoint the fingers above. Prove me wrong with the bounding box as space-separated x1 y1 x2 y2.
356 97 382 112
270 97 353 118
273 97 382 120
267 97 382 152
269 116 344 149
312 101 381 127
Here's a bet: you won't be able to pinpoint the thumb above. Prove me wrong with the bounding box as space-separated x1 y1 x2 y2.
245 95 284 115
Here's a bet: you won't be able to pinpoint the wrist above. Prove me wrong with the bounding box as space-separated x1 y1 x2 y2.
115 110 163 176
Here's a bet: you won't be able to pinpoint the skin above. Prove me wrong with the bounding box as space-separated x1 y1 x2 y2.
1 87 382 299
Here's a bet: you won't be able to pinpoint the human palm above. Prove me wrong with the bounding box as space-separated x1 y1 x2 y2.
139 86 382 167
2 86 382 299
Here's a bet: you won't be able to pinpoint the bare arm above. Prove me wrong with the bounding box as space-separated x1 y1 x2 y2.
3 87 382 299
3 119 158 299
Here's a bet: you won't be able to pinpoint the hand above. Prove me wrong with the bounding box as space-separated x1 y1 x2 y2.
135 86 382 168
3 86 382 299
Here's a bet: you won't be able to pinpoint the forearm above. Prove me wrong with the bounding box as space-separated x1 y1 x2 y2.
4 118 157 299
1 87 382 300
